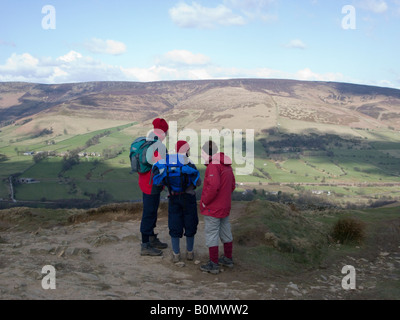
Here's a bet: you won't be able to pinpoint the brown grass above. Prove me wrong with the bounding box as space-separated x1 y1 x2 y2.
331 217 366 244
68 201 168 224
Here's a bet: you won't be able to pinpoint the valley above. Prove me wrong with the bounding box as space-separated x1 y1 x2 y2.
0 79 400 208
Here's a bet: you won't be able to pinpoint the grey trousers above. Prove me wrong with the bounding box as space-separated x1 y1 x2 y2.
203 215 233 248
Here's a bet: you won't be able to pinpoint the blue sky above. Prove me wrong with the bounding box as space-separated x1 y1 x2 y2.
0 0 399 88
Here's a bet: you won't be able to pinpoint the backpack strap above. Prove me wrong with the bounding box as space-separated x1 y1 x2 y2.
165 165 173 196
180 166 185 193
148 164 154 185
164 154 173 196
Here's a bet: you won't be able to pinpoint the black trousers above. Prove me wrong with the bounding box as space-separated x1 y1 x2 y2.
140 193 160 243
168 193 199 238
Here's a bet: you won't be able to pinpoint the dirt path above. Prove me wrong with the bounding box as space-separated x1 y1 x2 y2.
0 202 399 300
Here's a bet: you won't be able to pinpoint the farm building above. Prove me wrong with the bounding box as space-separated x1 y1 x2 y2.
312 190 331 196
18 178 40 184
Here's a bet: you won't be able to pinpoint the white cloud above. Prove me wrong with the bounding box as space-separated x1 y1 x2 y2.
1 51 397 89
377 79 395 87
0 53 40 77
57 51 83 63
169 0 278 28
284 39 307 50
169 2 246 29
0 52 349 84
224 0 278 21
224 0 275 11
157 50 211 66
295 68 345 82
4 53 39 69
121 65 213 82
0 51 123 83
122 66 177 82
357 0 388 13
204 66 346 83
83 38 127 55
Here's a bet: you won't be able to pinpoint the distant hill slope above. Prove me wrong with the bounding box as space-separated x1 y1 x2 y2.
1 79 400 135
1 79 400 205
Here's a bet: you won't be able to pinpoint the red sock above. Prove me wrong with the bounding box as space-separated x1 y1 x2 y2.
209 246 219 264
224 242 233 259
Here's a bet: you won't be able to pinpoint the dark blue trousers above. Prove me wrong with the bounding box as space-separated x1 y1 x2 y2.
168 193 198 238
140 193 161 243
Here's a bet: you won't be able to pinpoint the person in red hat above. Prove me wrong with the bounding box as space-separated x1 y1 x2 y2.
167 140 201 263
139 118 169 256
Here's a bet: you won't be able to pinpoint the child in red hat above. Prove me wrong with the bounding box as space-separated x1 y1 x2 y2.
170 141 201 262
153 140 202 263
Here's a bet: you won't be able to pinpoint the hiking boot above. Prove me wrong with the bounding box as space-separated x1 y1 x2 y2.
219 256 234 268
200 261 220 274
186 251 194 261
149 235 168 249
141 242 162 256
172 252 181 263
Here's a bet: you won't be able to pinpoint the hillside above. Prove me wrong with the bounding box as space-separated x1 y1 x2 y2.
1 79 400 134
1 79 400 205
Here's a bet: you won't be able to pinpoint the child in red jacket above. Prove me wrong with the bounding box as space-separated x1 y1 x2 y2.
200 141 236 274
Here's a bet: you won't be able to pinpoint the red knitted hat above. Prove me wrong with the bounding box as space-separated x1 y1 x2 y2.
176 140 190 154
152 118 169 133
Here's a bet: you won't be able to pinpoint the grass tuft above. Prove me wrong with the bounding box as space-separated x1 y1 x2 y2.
331 217 366 245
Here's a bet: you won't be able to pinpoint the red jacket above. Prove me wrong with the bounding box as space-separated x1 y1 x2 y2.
138 150 162 195
200 153 236 218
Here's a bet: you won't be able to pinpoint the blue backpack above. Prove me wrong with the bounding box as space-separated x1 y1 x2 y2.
153 154 200 194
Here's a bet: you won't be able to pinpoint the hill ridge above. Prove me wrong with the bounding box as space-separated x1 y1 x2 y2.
1 78 400 141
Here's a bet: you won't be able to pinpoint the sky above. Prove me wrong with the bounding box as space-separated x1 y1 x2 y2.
0 0 399 88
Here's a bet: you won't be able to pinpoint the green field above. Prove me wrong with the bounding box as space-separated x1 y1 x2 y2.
1 120 400 207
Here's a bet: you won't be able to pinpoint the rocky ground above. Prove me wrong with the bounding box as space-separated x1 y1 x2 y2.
0 203 399 300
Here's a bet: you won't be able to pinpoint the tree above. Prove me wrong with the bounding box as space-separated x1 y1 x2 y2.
62 150 80 171
33 152 48 163
0 153 9 162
